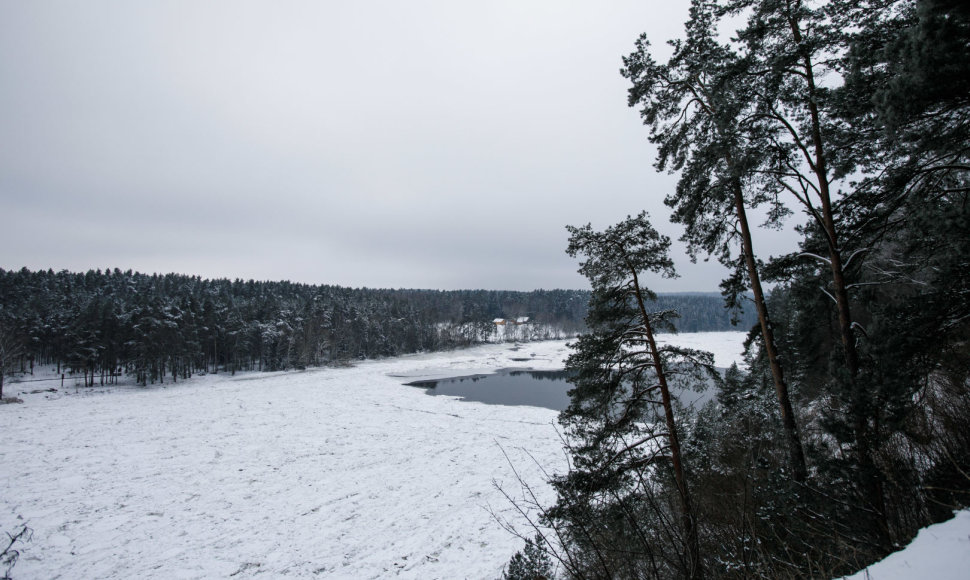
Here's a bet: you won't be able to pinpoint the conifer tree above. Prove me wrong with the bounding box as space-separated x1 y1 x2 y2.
503 534 554 580
553 213 712 579
0 321 22 400
623 0 807 481
719 0 863 381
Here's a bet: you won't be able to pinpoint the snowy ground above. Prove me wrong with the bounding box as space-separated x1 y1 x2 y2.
839 509 970 580
0 332 747 579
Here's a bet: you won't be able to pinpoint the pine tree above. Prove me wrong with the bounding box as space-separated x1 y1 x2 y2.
550 213 714 579
503 535 553 580
0 320 22 400
623 0 807 482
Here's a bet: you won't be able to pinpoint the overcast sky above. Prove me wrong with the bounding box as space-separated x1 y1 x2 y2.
0 1 797 291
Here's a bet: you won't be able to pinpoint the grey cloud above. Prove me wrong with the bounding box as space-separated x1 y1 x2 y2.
0 1 796 291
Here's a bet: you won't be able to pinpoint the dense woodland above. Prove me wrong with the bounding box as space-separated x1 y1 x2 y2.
503 0 970 579
0 268 754 392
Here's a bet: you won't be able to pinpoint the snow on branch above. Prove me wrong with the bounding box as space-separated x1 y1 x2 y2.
800 252 832 265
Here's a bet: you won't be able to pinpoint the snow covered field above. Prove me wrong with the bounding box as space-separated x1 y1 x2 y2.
0 332 747 579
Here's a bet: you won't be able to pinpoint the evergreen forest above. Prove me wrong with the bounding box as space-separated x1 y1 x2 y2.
0 267 752 392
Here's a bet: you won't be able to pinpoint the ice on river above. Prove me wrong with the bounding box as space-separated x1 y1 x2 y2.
0 332 746 579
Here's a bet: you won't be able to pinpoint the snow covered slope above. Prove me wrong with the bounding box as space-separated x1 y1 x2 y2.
839 510 970 580
0 333 745 579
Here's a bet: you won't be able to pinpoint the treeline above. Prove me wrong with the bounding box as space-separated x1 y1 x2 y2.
0 268 750 390
0 268 578 387
508 1 970 579
651 293 755 333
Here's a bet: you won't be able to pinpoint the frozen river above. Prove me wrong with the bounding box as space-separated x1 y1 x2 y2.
0 332 746 579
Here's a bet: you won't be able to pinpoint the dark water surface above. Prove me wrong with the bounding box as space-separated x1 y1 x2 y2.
406 369 574 411
406 368 719 411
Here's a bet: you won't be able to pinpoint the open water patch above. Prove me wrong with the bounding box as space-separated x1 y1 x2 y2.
405 367 721 412
406 369 573 411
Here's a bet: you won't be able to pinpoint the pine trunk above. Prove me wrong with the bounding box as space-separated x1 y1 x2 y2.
631 269 702 580
729 170 808 482
789 9 887 546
